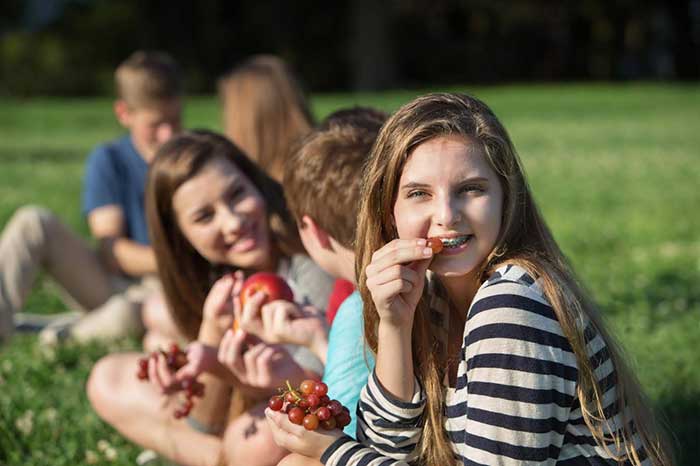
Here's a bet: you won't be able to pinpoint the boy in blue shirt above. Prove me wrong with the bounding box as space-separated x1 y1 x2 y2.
0 51 182 344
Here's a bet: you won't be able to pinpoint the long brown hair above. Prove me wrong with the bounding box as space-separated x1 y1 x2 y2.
146 130 303 340
218 55 314 182
355 93 672 466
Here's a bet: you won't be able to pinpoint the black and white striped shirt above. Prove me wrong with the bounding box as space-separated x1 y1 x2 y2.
320 265 648 466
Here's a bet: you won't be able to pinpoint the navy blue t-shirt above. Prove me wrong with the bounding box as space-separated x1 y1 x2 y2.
82 135 150 245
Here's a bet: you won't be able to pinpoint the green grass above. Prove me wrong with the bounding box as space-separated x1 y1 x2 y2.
1 83 699 465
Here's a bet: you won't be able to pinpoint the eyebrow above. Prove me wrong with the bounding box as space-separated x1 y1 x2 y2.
184 176 242 217
399 177 490 190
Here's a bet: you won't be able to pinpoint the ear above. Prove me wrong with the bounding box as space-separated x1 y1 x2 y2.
301 215 332 249
113 100 131 128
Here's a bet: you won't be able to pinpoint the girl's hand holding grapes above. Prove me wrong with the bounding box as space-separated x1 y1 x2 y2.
265 408 343 460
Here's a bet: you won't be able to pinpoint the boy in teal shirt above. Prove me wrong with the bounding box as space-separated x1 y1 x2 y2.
280 107 387 437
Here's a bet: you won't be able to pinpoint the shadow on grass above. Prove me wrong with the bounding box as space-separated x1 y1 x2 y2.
656 392 700 466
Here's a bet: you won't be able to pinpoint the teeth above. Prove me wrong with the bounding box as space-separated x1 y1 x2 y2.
440 235 471 248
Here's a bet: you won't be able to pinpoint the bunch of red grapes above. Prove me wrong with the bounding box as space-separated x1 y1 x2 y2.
268 379 351 431
136 343 205 419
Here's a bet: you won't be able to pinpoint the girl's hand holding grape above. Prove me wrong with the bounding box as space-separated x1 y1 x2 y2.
364 238 434 328
264 380 349 459
135 343 205 419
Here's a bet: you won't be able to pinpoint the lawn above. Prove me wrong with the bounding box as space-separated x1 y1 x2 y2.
1 84 699 465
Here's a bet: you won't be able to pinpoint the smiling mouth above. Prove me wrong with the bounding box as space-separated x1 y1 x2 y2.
440 235 472 248
227 223 257 251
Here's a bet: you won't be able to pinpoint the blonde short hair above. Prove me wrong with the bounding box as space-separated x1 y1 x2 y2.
115 50 182 108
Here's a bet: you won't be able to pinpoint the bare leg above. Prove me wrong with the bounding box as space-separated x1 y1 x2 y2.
142 291 186 351
277 453 323 466
221 401 290 466
87 352 222 466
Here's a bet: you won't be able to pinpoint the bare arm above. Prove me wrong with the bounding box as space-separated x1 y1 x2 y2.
88 205 157 277
185 322 233 434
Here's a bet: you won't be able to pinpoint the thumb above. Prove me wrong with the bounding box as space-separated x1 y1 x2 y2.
409 257 431 300
175 357 201 380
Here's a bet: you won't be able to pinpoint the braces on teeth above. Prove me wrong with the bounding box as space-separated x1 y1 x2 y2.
440 236 471 248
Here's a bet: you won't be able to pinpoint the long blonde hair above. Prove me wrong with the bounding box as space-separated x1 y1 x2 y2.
218 55 314 182
355 93 672 466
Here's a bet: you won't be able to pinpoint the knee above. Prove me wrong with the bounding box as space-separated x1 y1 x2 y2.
277 454 321 466
221 408 288 466
141 293 164 332
86 355 122 423
142 330 170 353
9 205 55 234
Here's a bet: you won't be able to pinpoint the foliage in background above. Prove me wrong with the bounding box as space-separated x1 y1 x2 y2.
0 0 698 95
0 84 698 464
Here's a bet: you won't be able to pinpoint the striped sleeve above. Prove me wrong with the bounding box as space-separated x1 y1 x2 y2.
455 276 579 466
323 368 425 466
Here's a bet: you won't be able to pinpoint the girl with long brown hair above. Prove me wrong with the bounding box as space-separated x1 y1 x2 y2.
265 93 672 466
219 55 314 183
87 130 333 466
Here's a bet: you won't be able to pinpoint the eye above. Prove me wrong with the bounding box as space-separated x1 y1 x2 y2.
407 190 428 199
226 186 245 203
459 184 485 194
193 210 214 224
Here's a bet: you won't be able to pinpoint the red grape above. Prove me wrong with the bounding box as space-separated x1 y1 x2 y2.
300 379 316 395
327 400 343 416
303 413 319 431
336 411 351 428
306 393 320 408
313 382 328 397
316 406 331 421
427 237 444 254
269 396 284 411
320 417 337 430
288 407 305 425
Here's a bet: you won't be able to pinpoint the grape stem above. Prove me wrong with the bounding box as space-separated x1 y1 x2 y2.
285 380 301 401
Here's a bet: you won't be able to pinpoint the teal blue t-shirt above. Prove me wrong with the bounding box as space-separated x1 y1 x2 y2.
322 291 374 438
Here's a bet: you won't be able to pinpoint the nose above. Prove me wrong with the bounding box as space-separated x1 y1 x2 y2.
156 123 175 144
219 206 244 237
434 194 461 227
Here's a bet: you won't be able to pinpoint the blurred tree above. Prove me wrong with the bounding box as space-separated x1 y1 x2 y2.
0 0 696 96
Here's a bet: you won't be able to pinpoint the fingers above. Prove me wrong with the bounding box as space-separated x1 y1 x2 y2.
369 238 427 263
238 290 267 334
148 352 176 394
205 274 235 316
217 329 246 376
365 240 433 278
175 342 208 380
260 301 300 343
245 343 277 387
265 408 304 439
366 263 419 288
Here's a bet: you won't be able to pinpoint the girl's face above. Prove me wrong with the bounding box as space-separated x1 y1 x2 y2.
393 135 503 279
173 157 272 270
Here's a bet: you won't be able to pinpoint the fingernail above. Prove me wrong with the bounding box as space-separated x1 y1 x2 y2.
416 238 426 246
423 247 433 256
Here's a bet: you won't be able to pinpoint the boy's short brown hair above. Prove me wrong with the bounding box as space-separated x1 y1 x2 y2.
284 107 387 249
115 50 182 108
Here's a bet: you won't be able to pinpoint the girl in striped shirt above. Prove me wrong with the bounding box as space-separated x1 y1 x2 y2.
265 93 671 466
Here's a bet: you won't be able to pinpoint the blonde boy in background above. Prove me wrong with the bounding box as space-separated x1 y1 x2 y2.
0 50 182 344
